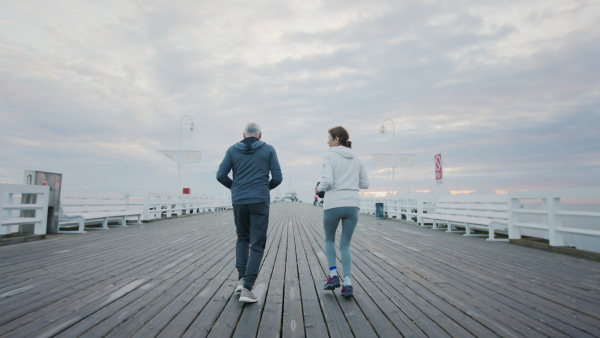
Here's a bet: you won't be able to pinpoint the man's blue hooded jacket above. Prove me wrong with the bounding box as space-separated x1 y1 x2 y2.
216 137 282 204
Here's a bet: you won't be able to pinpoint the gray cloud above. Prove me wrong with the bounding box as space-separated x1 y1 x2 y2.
1 0 599 201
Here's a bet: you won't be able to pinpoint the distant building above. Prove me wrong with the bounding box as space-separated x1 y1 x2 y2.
283 191 297 201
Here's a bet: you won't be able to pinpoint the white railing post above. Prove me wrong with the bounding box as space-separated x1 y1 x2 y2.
359 195 437 224
0 190 8 236
548 195 564 246
1 184 49 236
143 194 150 222
34 191 49 235
416 197 423 225
508 196 521 240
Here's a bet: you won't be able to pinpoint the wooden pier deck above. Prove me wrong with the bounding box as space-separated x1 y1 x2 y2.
1 202 599 337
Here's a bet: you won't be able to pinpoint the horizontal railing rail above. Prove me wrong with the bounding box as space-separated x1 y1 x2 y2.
360 196 437 225
144 193 232 221
60 191 232 223
0 184 50 237
6 182 598 254
362 189 600 253
508 187 600 253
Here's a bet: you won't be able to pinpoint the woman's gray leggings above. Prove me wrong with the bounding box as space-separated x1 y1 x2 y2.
323 206 359 277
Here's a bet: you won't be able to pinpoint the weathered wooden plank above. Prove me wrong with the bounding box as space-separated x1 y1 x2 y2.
406 246 596 337
2 214 233 336
304 213 469 337
126 258 235 337
358 220 599 337
50 245 233 338
1 202 599 338
54 278 158 337
291 210 328 337
44 215 236 336
0 278 29 294
86 278 181 337
353 228 521 336
296 215 355 338
357 280 428 338
179 271 238 338
0 218 212 276
356 214 591 334
155 270 236 337
105 245 236 337
355 223 533 337
299 211 402 338
0 288 97 335
0 218 228 322
231 210 286 338
282 218 305 338
256 215 288 337
6 277 149 337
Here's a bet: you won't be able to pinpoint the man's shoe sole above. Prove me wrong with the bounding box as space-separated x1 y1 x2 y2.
239 296 259 303
239 288 258 303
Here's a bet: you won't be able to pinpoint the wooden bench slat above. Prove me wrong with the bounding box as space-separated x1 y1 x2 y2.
58 191 143 233
423 194 509 241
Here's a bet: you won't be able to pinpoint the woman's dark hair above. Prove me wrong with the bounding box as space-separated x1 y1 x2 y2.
328 126 352 148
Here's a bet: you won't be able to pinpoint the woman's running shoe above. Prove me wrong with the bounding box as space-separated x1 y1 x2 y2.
341 285 354 297
323 275 340 290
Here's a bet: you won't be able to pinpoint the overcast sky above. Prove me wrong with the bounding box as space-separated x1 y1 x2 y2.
1 0 599 202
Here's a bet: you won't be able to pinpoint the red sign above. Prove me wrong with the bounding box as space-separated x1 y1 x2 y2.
182 188 191 194
434 154 443 180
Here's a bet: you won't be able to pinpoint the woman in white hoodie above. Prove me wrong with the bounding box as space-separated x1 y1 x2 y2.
315 126 369 297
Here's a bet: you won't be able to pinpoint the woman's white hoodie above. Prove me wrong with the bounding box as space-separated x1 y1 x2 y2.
317 146 369 210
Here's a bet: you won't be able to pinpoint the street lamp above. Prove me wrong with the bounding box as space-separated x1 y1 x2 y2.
178 115 194 193
379 119 395 196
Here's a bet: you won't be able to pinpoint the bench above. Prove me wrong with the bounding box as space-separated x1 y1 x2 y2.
422 194 509 241
59 191 142 233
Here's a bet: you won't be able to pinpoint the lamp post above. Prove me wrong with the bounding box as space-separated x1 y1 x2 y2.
379 119 395 196
178 115 194 193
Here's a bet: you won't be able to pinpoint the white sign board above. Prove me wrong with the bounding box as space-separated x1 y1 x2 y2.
161 151 202 164
372 154 415 167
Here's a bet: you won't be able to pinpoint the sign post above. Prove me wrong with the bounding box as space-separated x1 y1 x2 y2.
434 153 443 195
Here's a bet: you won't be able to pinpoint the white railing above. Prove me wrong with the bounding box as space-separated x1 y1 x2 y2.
360 196 437 224
360 197 387 215
60 191 231 222
1 184 50 237
422 194 509 241
508 188 600 253
362 189 600 253
143 193 232 221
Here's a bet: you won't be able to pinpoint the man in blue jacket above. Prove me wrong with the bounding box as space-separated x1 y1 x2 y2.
216 122 282 303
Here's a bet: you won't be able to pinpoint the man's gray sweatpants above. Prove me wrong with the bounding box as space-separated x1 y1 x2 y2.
233 202 270 291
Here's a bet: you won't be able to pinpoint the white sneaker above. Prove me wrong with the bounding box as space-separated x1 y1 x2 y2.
239 288 258 303
235 278 244 293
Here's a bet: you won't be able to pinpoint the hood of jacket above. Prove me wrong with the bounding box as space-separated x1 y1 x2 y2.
329 146 355 159
234 137 265 154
